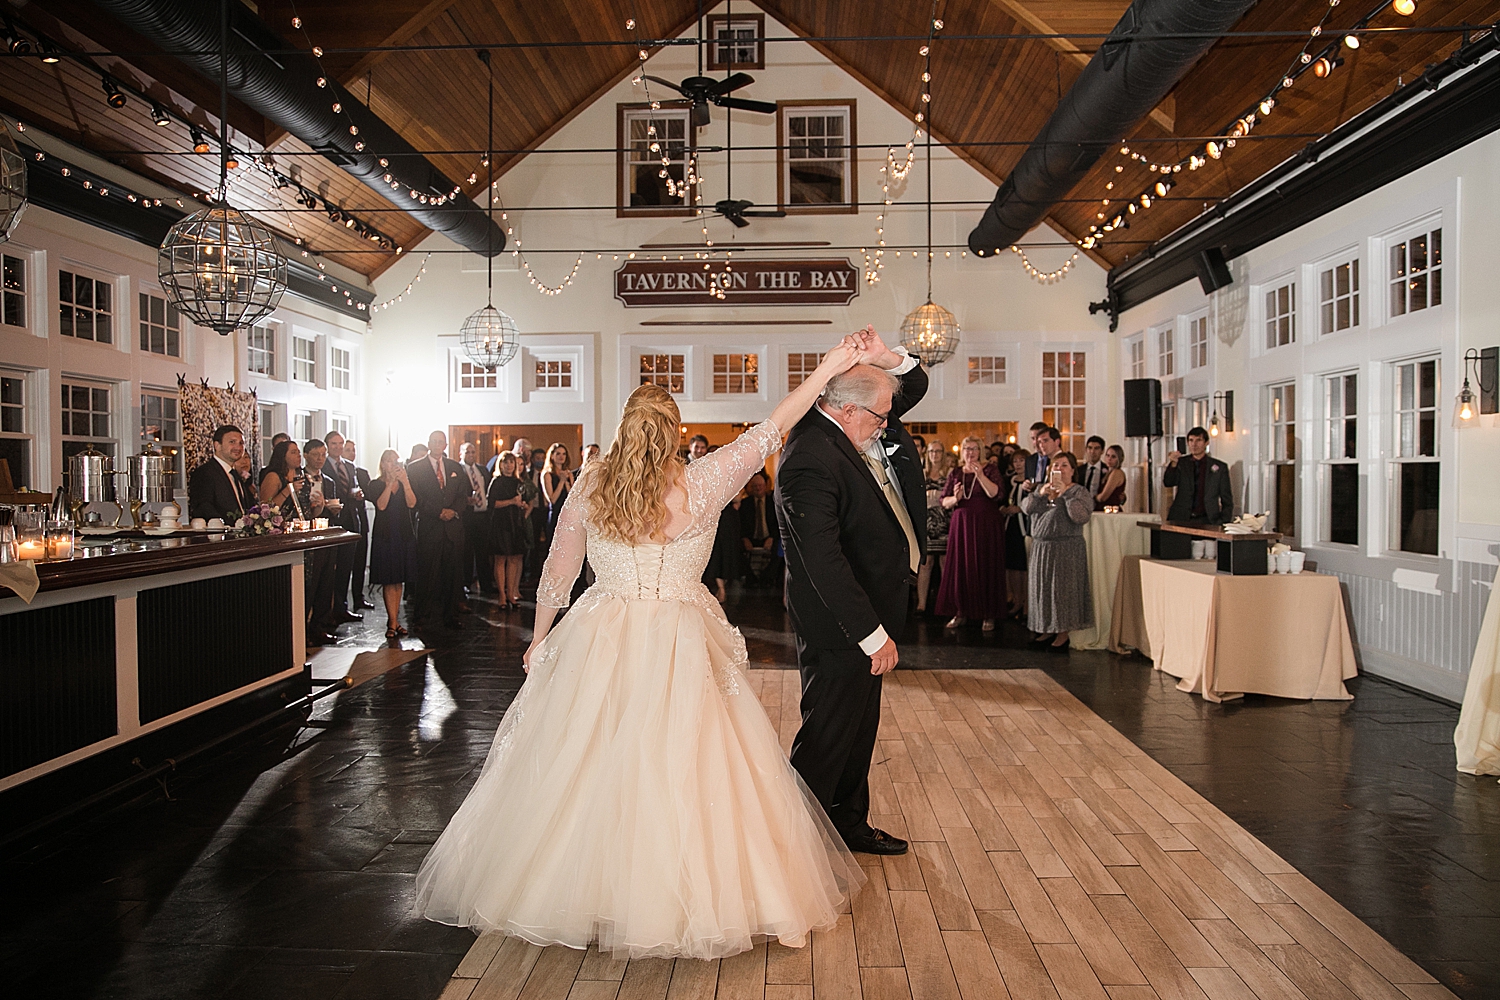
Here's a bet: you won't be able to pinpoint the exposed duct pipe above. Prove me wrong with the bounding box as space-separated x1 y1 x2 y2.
89 0 505 257
967 0 1259 256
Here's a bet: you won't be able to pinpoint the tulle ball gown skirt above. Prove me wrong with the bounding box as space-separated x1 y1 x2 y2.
412 591 862 960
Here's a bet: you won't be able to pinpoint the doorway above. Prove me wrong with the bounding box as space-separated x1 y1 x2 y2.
449 424 583 470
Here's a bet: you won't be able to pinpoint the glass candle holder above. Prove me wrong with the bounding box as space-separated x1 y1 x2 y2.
45 520 75 561
15 509 45 561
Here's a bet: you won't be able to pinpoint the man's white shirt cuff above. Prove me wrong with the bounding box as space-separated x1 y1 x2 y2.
883 347 918 375
858 626 891 655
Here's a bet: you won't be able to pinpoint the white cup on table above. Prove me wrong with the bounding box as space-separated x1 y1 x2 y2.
1274 552 1291 574
1289 551 1306 574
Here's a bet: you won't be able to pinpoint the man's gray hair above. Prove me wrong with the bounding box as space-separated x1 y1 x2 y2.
823 364 899 411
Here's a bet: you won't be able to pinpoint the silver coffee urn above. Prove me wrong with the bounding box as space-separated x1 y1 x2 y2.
116 445 171 527
66 445 115 523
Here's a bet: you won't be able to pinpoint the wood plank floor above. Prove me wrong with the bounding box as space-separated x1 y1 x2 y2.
435 669 1455 1000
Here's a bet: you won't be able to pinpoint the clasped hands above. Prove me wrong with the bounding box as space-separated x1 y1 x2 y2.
817 325 903 377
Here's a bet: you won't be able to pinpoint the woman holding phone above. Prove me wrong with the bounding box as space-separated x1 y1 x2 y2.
1020 451 1095 651
935 436 1007 631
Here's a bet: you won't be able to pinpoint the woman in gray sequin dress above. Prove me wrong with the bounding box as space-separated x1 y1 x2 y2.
1020 451 1094 651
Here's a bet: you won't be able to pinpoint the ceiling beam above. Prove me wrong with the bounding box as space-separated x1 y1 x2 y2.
985 0 1175 131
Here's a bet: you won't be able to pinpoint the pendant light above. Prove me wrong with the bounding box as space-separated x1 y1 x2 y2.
458 50 520 370
899 22 958 367
0 117 28 244
157 0 285 334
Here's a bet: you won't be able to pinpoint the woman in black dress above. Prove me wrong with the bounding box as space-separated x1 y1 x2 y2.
999 449 1031 619
369 448 418 638
540 443 574 556
488 452 528 609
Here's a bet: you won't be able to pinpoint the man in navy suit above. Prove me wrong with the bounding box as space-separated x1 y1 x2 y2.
187 424 250 524
407 429 472 633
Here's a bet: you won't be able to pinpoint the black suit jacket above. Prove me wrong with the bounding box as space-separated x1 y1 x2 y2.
352 465 371 532
739 494 782 546
776 362 928 650
406 455 471 542
1025 451 1055 483
187 459 247 523
1163 454 1234 523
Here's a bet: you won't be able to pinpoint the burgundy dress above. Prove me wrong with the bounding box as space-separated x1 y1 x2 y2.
935 466 1008 619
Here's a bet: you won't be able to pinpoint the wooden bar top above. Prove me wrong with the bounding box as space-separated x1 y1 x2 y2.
1138 521 1283 542
3 528 357 598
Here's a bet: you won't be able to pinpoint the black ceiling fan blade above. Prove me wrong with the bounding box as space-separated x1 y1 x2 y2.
725 213 751 228
715 96 778 115
710 72 755 95
741 209 787 218
643 75 686 95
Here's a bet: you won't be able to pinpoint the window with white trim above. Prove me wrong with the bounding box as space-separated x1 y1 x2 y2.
330 413 351 438
0 371 32 488
331 346 352 391
292 334 316 383
1264 281 1295 349
1265 382 1297 537
247 324 275 376
59 270 113 344
640 353 685 394
535 359 573 389
2 253 25 329
1128 337 1145 380
457 360 498 390
620 106 692 212
61 380 115 460
1389 229 1441 318
780 103 854 210
967 356 1006 385
1041 350 1086 453
1189 396 1210 434
292 410 315 444
787 352 825 391
140 390 182 490
707 13 764 69
1324 372 1358 545
1319 258 1359 335
1157 326 1175 377
258 402 279 465
1392 358 1439 555
1188 315 1208 369
138 292 181 357
713 353 759 394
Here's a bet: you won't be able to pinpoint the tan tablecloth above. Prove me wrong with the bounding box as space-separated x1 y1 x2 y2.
1071 513 1156 650
1455 577 1500 778
0 560 40 603
1139 559 1357 702
1109 554 1152 656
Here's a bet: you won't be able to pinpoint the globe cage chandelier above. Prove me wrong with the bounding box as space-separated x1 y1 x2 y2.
157 0 286 335
0 117 29 244
898 18 959 367
459 49 520 370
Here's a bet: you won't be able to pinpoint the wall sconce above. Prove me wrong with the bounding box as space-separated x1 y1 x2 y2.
1209 390 1234 437
1455 347 1498 427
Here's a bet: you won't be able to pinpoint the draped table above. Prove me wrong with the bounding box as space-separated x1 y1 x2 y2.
1071 512 1156 650
1455 575 1500 778
1138 558 1358 702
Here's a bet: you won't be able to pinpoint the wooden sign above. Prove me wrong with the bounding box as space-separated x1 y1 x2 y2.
614 258 861 307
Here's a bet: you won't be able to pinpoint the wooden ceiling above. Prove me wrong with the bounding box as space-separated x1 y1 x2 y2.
4 0 1494 279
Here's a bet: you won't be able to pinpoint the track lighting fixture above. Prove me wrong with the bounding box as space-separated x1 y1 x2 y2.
101 76 127 109
1393 0 1416 14
4 19 32 55
1344 34 1360 49
191 128 210 154
38 36 60 63
224 154 238 170
1154 179 1173 198
150 103 171 127
1313 56 1343 78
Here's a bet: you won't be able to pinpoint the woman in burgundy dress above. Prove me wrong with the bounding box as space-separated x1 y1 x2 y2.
936 436 1008 631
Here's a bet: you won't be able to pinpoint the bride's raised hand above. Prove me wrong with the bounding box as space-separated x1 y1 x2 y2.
817 339 864 377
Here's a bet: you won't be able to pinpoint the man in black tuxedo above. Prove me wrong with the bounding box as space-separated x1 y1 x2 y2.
777 327 926 857
343 440 375 609
738 471 782 586
188 424 250 524
1163 426 1234 524
407 429 472 633
303 438 342 644
322 431 363 624
1024 424 1061 486
1074 435 1108 496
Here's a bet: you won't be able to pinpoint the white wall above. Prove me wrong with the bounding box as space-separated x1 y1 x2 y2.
365 2 1111 457
1113 127 1500 701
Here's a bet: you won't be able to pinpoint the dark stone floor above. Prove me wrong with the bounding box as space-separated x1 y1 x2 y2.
3 585 1496 999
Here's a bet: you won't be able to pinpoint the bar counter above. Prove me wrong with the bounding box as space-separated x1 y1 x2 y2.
1 529 355 793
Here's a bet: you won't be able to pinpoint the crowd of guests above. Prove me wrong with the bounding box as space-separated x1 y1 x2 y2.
913 423 1130 652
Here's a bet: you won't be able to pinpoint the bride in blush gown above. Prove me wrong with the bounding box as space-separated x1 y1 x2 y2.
414 339 868 960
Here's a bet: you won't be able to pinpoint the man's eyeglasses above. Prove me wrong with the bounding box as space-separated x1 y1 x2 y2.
859 405 890 425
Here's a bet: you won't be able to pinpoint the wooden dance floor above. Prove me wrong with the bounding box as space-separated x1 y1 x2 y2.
437 669 1453 1000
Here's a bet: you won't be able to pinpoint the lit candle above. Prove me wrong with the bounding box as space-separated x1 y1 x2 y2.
47 535 74 560
17 539 45 561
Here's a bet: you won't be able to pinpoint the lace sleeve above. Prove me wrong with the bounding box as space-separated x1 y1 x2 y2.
536 475 589 609
1062 485 1095 525
690 418 783 515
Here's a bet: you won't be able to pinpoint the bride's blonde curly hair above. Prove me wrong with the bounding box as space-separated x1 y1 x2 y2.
589 383 685 542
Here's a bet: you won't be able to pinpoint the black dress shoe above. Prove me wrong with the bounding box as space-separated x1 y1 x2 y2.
335 611 363 624
358 599 377 609
843 828 908 856
306 631 338 647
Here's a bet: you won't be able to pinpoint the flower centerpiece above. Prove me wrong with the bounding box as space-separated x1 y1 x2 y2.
236 503 285 536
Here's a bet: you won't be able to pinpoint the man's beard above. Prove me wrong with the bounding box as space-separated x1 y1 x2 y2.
862 437 887 464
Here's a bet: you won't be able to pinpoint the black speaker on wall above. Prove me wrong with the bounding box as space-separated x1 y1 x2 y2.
1124 378 1163 438
1195 247 1234 294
